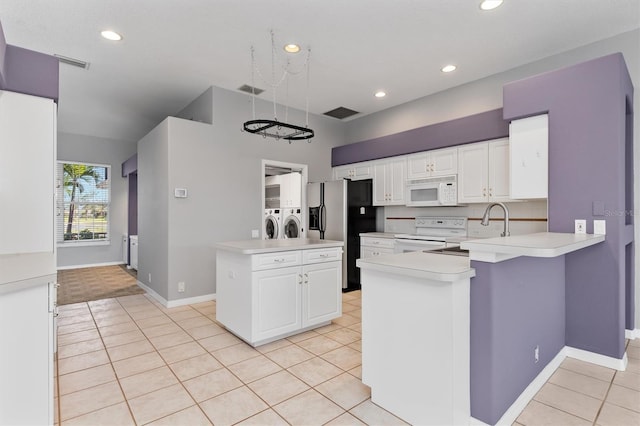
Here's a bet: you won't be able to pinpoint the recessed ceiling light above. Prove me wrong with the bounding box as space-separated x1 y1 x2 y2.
284 44 301 53
480 0 503 11
441 64 457 73
374 91 386 98
101 30 123 41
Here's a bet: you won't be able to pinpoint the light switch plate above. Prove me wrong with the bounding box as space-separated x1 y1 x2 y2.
575 219 586 234
593 220 606 235
174 188 188 198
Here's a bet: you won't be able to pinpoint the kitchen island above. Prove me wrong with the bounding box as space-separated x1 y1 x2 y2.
357 232 606 425
216 238 344 346
357 251 475 426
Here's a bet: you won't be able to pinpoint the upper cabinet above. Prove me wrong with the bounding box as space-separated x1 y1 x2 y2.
407 147 458 179
0 91 56 255
457 138 510 203
510 114 548 199
373 157 406 206
333 161 373 181
281 172 302 207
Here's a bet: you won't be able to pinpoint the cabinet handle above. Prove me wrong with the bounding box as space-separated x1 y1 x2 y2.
319 254 329 258
304 273 309 284
274 258 285 263
373 252 379 256
372 241 379 245
298 274 303 284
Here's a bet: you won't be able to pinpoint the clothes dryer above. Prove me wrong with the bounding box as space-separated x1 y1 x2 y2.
264 209 281 240
281 207 302 239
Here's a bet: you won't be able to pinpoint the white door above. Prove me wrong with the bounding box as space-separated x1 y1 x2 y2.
302 262 342 327
253 266 302 341
389 159 406 205
430 148 458 176
458 143 488 203
407 153 429 179
373 162 388 205
488 138 511 202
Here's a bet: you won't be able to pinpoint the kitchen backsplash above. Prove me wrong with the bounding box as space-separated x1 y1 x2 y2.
382 200 548 237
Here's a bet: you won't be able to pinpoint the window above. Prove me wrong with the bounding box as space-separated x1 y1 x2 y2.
56 161 110 244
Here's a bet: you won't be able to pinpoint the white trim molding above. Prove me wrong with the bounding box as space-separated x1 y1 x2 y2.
566 346 628 371
625 329 639 340
137 281 216 308
57 261 125 270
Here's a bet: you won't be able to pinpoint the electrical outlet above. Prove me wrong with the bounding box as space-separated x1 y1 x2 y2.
148 273 152 283
594 220 606 235
574 219 586 234
534 345 540 364
178 281 185 293
251 229 259 239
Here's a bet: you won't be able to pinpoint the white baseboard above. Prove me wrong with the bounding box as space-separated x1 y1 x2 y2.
479 344 630 426
493 347 568 426
136 281 216 308
625 329 639 340
566 346 628 371
57 261 125 271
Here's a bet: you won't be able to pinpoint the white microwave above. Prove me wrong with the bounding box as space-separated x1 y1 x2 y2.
405 175 459 207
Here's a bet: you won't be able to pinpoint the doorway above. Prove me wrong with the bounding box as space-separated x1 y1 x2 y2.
261 160 308 239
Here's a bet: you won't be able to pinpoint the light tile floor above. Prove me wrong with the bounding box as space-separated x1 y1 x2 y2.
55 291 640 425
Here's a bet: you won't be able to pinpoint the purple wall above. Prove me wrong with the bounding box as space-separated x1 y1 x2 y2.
331 108 509 166
0 19 59 101
470 256 565 425
128 172 138 237
503 53 634 359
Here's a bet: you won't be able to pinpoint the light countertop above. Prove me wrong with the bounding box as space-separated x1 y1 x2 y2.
461 232 605 262
359 232 396 239
357 251 475 282
216 238 343 255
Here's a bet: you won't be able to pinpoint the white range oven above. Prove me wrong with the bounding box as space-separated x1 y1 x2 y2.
394 216 467 254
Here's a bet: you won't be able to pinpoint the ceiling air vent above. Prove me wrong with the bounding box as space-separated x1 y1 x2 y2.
238 84 264 95
323 107 359 120
54 54 90 70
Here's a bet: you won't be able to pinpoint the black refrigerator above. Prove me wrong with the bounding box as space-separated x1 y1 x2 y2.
307 179 377 292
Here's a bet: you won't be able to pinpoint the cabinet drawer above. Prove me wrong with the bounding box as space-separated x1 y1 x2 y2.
252 251 302 271
302 247 343 264
360 237 395 249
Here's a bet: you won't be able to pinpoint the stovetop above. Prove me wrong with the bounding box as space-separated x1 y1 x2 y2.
395 216 468 241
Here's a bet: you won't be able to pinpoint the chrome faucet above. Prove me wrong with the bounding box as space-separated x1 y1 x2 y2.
481 202 510 237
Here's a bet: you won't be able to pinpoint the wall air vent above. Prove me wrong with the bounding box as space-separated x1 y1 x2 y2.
54 54 90 70
238 84 264 95
323 107 359 120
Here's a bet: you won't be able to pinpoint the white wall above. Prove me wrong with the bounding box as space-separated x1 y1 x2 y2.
345 29 640 330
137 86 345 303
56 132 137 269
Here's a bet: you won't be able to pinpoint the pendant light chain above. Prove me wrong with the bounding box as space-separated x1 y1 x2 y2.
305 48 311 128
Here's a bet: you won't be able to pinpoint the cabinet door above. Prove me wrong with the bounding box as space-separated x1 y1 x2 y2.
488 138 511 201
457 143 488 203
253 266 302 341
407 152 429 179
0 91 55 255
430 148 458 176
302 261 342 327
352 162 373 180
333 166 352 180
510 114 548 199
372 162 388 206
388 159 406 205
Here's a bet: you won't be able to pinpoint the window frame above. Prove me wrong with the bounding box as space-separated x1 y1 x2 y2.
56 160 111 247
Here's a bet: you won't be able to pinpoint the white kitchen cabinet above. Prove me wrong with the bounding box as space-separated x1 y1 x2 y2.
216 246 342 346
407 147 458 179
333 161 374 181
0 277 57 426
280 172 302 207
360 236 395 259
373 157 406 206
0 90 56 255
510 114 548 199
457 138 511 203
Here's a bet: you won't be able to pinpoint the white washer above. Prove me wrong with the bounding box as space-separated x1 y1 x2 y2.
281 207 302 239
264 209 282 240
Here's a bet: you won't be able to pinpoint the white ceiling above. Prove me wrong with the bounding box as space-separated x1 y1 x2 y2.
1 0 638 142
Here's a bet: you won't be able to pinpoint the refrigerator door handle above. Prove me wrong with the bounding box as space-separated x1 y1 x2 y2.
319 204 327 236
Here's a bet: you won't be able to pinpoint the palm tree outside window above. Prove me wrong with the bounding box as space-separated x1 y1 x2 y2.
56 161 111 243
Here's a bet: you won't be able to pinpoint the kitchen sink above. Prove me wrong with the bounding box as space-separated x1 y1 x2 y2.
424 246 469 257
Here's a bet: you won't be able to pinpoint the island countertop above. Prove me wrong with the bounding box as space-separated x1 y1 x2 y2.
357 251 475 282
216 238 343 254
460 232 605 261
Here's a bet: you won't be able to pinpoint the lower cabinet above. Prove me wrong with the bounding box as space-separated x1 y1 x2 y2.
217 247 342 346
360 236 396 259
